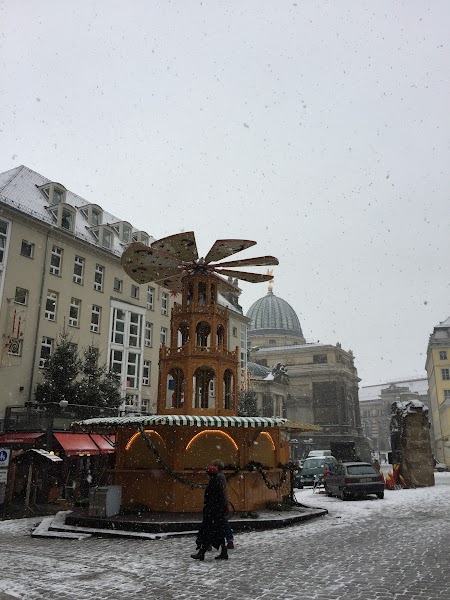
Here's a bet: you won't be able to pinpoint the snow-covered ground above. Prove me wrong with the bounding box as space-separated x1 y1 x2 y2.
0 473 449 600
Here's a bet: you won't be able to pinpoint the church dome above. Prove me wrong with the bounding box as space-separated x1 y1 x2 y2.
246 290 304 340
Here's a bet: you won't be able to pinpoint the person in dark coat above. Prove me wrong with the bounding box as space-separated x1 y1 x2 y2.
191 465 228 561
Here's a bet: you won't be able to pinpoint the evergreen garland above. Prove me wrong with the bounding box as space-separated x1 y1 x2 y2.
138 425 290 491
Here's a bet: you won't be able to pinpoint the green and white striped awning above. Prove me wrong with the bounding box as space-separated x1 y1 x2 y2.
72 415 288 431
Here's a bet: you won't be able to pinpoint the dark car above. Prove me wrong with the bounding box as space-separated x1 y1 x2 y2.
295 456 337 488
324 462 385 500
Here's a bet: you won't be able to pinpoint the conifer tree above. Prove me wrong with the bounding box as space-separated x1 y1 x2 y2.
34 328 80 405
238 389 259 417
77 345 122 409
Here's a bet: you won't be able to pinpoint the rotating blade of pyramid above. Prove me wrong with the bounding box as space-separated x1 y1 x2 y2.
214 268 274 283
213 255 279 269
151 231 198 262
121 243 181 284
204 239 256 264
153 274 184 294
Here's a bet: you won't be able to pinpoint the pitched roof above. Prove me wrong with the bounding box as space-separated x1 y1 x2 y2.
0 164 155 257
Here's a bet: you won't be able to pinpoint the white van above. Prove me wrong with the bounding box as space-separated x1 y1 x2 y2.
308 450 332 458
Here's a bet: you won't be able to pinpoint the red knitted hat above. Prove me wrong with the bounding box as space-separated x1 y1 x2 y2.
206 465 218 475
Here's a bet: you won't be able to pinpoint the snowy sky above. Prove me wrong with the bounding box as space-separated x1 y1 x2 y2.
1 1 449 386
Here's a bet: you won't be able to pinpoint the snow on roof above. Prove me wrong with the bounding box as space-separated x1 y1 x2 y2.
359 377 429 402
393 399 428 417
0 165 156 257
72 414 288 431
255 342 331 352
436 316 450 328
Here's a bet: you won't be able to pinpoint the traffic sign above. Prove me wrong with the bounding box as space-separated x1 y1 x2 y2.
0 448 11 468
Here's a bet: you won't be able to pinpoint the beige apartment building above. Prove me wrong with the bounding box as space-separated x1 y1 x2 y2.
426 316 450 466
0 165 248 428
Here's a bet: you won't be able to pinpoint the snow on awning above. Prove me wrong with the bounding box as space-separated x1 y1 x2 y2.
72 415 288 431
27 449 63 462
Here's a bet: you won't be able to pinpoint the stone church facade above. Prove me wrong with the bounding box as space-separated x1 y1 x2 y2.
247 285 369 459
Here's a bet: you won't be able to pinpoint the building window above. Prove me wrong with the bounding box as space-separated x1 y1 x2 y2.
39 336 54 368
147 286 154 310
126 352 140 388
0 220 9 265
131 285 139 299
20 240 34 258
50 245 63 276
132 231 149 245
110 349 123 376
443 390 450 401
114 278 123 293
143 360 151 386
439 351 448 361
313 354 328 364
145 322 153 347
14 287 28 306
232 327 238 337
160 327 167 345
94 264 104 292
129 312 142 348
80 204 103 226
161 292 168 315
442 369 450 381
69 298 81 328
269 339 277 345
90 305 101 333
112 308 126 345
91 208 101 226
61 207 74 231
102 228 113 249
52 186 65 205
45 290 58 321
73 256 85 284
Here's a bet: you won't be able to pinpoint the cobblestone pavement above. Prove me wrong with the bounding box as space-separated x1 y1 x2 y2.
1 474 450 600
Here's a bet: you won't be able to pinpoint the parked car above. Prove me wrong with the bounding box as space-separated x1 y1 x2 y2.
295 456 337 488
434 462 448 472
324 462 385 500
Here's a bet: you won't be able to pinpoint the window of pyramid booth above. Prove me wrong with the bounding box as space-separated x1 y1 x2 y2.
184 429 239 469
248 431 277 467
124 430 168 469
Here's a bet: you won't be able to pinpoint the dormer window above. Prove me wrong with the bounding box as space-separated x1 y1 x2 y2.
79 204 103 227
110 221 132 243
46 203 76 233
38 182 67 206
132 231 150 246
89 224 115 250
102 228 112 249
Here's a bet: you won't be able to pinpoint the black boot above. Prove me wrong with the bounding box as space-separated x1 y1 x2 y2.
215 545 229 560
191 546 206 561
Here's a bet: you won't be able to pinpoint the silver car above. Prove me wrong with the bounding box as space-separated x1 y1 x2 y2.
324 462 385 500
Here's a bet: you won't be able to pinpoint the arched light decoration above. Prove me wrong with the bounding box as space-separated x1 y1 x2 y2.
125 430 166 451
185 429 239 451
259 431 276 451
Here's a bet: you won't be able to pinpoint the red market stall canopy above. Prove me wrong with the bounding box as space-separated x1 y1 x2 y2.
0 432 45 445
54 433 115 457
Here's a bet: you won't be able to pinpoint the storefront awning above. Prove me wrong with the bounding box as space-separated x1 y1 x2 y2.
28 449 63 462
90 434 115 454
54 433 102 456
0 432 45 445
72 415 288 431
